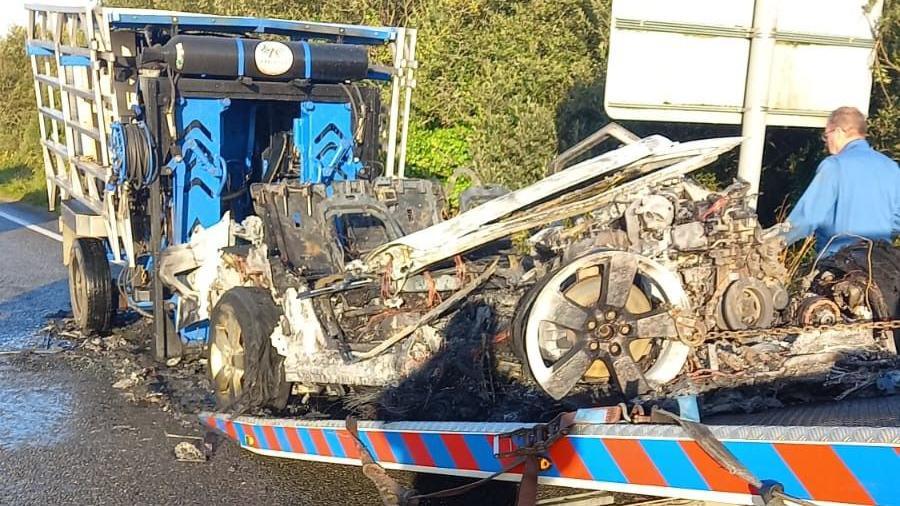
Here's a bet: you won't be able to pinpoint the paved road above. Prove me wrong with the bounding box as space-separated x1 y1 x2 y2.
0 203 69 352
0 202 421 506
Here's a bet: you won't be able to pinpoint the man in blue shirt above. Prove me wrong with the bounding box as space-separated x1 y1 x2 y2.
780 106 900 256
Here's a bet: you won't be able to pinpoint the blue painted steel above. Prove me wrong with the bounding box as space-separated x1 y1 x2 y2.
677 396 700 422
232 420 250 446
172 97 256 244
833 444 899 506
235 38 245 77
293 101 361 190
640 440 709 490
169 293 209 345
299 427 317 455
464 434 502 473
554 437 627 482
367 68 393 81
418 433 457 470
171 98 228 245
726 442 811 500
169 97 259 344
109 122 128 184
179 321 209 345
383 432 415 465
251 424 271 451
214 417 229 435
323 430 348 458
301 41 311 79
273 426 293 452
60 55 91 66
107 12 396 46
25 43 53 56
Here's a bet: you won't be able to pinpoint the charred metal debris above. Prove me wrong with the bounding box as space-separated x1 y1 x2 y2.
153 127 900 415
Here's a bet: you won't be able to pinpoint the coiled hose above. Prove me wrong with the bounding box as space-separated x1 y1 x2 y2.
111 122 157 189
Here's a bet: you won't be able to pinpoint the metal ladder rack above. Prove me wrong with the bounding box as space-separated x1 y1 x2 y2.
26 2 130 263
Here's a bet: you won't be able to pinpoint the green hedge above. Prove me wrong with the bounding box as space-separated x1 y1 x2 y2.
0 28 44 204
2 0 897 223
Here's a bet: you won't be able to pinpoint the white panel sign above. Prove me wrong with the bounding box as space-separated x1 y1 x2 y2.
605 0 883 128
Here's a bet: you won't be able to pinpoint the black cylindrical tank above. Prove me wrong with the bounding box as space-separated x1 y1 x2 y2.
141 35 370 82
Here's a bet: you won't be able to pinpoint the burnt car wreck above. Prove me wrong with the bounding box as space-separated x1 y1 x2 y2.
159 126 900 411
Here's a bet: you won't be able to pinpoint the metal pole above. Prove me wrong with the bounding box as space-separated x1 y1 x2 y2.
737 0 777 208
384 28 406 179
396 29 417 180
142 77 168 362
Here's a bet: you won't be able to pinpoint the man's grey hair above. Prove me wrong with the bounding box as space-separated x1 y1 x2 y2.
827 106 867 136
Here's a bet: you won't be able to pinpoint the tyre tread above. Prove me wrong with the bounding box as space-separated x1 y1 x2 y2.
70 238 113 334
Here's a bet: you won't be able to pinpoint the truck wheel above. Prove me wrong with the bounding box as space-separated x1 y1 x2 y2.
868 243 900 351
207 287 290 411
825 242 900 351
68 238 113 334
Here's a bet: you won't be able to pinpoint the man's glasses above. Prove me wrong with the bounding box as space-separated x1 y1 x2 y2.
821 128 837 142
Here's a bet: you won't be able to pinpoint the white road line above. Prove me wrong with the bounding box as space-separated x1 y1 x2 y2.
0 207 63 242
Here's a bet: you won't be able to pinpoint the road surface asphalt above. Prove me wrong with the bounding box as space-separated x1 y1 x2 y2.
0 202 442 506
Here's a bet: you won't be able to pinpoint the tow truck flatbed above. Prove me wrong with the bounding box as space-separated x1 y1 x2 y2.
201 396 900 506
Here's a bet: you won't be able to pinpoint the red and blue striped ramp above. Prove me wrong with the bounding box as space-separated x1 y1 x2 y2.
201 413 900 506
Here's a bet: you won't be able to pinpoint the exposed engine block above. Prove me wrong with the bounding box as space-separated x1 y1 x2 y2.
533 178 790 336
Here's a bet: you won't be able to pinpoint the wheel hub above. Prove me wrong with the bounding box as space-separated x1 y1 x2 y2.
209 309 246 399
595 322 616 340
591 313 634 342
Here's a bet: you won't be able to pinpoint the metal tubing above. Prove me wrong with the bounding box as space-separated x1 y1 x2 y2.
547 122 641 175
396 29 417 180
737 0 777 209
384 28 405 178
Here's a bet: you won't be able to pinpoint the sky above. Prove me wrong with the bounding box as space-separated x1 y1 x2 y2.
3 1 89 36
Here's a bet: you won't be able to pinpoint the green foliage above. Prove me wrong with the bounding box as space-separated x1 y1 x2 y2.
0 27 44 204
405 121 472 207
867 0 900 159
405 122 471 179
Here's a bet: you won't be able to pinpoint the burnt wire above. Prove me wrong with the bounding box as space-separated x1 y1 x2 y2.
810 233 874 311
119 122 157 189
265 134 289 183
116 263 153 318
340 83 366 145
165 65 181 156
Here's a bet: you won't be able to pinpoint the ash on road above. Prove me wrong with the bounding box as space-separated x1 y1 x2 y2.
0 203 407 506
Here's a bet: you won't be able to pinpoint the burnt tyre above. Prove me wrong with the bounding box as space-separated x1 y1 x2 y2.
207 287 290 410
823 241 900 352
867 243 900 352
514 250 691 400
68 237 113 334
